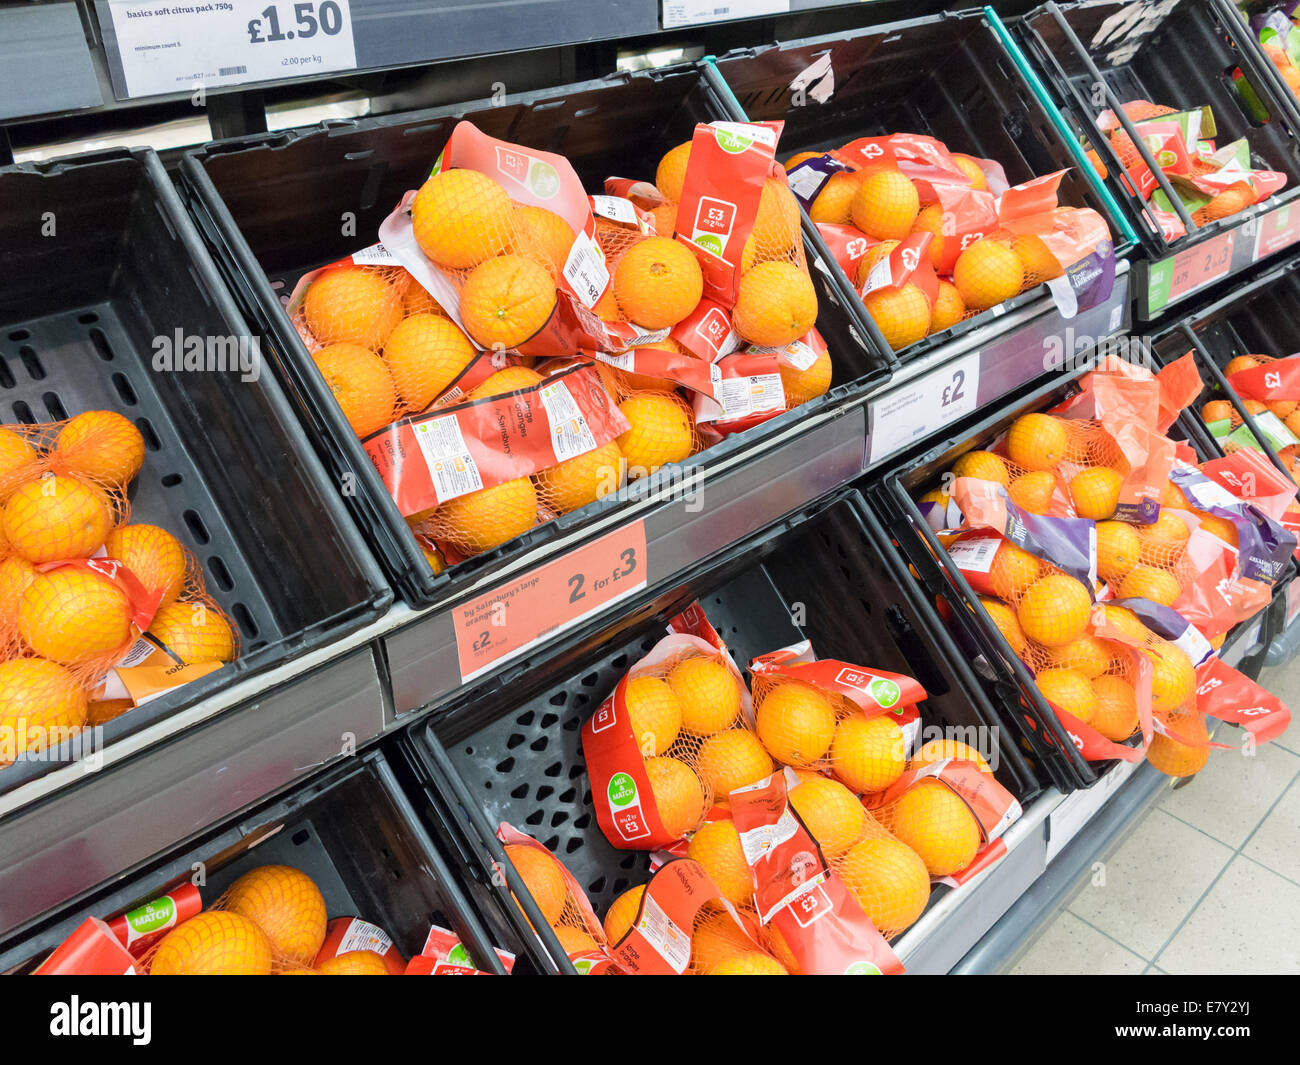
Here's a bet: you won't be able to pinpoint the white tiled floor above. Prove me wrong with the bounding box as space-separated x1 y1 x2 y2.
1012 661 1300 975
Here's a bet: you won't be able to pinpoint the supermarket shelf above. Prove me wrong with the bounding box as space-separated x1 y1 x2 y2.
0 3 103 122
863 259 1130 473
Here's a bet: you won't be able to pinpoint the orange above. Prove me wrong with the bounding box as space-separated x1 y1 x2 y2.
980 596 1027 655
1099 603 1149 642
148 599 237 663
953 239 1024 311
535 440 623 515
910 203 946 269
733 261 818 348
854 240 899 288
337 950 421 977
103 524 187 608
1201 399 1235 425
280 968 321 975
312 343 397 437
1161 480 1189 509
1244 399 1268 418
613 236 703 330
789 776 869 858
837 836 931 932
317 951 390 975
1139 510 1190 564
513 205 574 279
929 279 966 333
459 255 557 350
707 951 787 975
150 912 273 976
1146 712 1209 777
829 714 906 794
3 475 113 564
756 681 837 766
1195 511 1238 547
1224 355 1260 377
303 266 404 350
650 201 677 237
910 738 992 774
225 865 327 966
780 345 833 407
411 169 513 269
951 154 989 191
0 427 37 500
403 283 446 318
951 450 1009 486
809 172 863 225
1009 471 1057 514
616 393 694 474
1017 574 1092 647
1048 635 1115 678
1070 466 1123 520
382 314 476 410
1091 675 1139 741
1143 643 1196 715
623 675 683 755
0 657 88 765
1011 233 1063 282
750 178 802 257
19 568 132 665
990 540 1042 600
645 755 705 838
1193 183 1253 226
687 819 753 907
888 779 981 876
697 729 774 798
0 554 37 621
551 925 597 955
505 844 567 925
432 478 538 555
783 151 824 171
690 907 752 971
1268 399 1298 420
54 411 145 487
1097 520 1142 584
1118 564 1181 607
667 656 741 735
604 885 645 944
1006 413 1067 472
418 538 446 575
467 366 544 401
762 924 803 976
656 142 693 203
850 169 920 241
863 283 930 351
1035 667 1097 723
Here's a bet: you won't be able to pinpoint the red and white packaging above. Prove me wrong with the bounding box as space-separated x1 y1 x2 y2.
730 771 904 975
362 362 628 517
314 917 406 974
403 924 516 975
105 883 203 958
693 350 786 439
34 919 140 975
1195 654 1291 743
865 759 1023 849
749 643 928 718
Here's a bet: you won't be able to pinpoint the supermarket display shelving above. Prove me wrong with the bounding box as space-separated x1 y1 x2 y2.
2 1 1296 975
1014 0 1300 322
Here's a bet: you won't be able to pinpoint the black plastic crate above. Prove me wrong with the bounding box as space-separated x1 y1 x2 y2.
393 488 1041 974
1150 256 1300 485
870 352 1272 791
0 149 391 795
0 751 508 974
179 64 892 609
711 8 1128 362
1016 0 1300 263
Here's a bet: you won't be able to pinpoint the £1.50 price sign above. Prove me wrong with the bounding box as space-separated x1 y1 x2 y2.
105 0 357 99
453 522 648 682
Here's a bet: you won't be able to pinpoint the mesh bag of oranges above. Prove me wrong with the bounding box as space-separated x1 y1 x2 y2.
1216 353 1300 481
0 411 238 767
581 608 753 850
787 134 1114 351
405 924 517 975
496 824 615 974
748 642 926 795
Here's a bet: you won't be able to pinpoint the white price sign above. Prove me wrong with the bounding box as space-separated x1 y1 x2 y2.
868 350 981 465
106 0 357 99
662 0 788 29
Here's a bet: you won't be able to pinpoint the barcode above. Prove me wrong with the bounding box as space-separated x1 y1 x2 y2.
219 65 247 77
539 381 598 462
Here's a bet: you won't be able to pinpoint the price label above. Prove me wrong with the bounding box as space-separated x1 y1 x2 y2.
1045 755 1138 864
1147 230 1234 312
105 0 356 99
1253 202 1300 261
867 350 981 465
453 522 648 681
662 0 789 29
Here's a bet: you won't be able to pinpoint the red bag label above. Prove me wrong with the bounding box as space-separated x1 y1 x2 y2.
749 643 927 715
